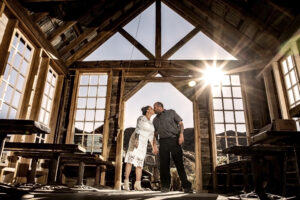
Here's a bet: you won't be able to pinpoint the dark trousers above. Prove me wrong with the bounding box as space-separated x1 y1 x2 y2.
159 137 191 189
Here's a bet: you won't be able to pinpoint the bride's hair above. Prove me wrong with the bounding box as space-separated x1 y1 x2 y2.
141 106 150 115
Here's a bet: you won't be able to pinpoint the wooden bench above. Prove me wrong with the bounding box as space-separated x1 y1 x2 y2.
216 159 251 192
4 142 86 184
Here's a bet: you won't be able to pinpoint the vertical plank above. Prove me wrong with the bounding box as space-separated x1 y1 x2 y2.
19 48 42 119
272 62 290 119
47 154 60 185
263 69 280 120
28 56 50 121
66 71 80 144
0 19 18 76
155 0 161 60
114 70 125 190
28 158 38 184
193 99 203 192
100 70 113 185
47 75 64 143
95 165 100 187
77 161 85 185
207 87 218 191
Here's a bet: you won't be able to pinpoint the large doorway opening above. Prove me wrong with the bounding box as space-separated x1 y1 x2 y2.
124 82 195 190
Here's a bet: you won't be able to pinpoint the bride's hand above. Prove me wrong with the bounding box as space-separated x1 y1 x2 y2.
152 145 158 155
134 139 139 148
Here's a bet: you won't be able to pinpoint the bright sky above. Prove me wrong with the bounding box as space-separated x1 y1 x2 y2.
84 2 236 128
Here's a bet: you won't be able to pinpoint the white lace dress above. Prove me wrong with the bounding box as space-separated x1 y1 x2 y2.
125 115 154 167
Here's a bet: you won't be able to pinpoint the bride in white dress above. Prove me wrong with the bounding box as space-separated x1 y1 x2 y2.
123 106 158 191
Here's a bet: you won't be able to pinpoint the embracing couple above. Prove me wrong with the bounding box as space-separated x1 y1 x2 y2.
123 102 193 193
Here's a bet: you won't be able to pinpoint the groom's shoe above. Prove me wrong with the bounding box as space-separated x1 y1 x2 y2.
183 187 193 193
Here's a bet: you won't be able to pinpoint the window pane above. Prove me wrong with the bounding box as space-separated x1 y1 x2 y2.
4 86 13 103
226 124 235 133
89 75 98 85
51 75 57 86
41 97 47 109
238 138 247 146
77 98 86 108
235 111 245 123
85 110 95 121
93 135 102 153
9 108 17 119
213 98 223 110
74 135 82 145
3 65 10 80
39 109 45 122
46 99 52 111
236 124 246 134
88 86 97 97
18 38 25 53
0 103 9 118
222 87 232 97
293 86 300 102
99 75 108 85
287 56 294 69
12 34 18 47
84 122 94 133
87 98 96 108
96 98 106 109
80 75 89 85
0 82 6 99
76 110 85 121
78 86 88 97
97 86 107 97
95 110 105 121
214 111 224 123
12 91 21 107
10 69 18 87
16 75 25 91
227 138 236 148
285 75 291 89
282 60 288 74
234 99 244 110
212 86 221 97
44 112 49 124
223 99 233 110
224 111 234 123
8 48 15 64
231 75 240 86
13 53 22 69
290 70 297 85
94 122 104 133
288 89 295 105
20 60 29 76
215 124 225 135
49 86 55 98
222 75 230 85
24 46 32 61
75 122 84 133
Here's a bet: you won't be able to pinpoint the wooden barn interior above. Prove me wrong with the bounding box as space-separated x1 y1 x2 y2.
0 0 299 199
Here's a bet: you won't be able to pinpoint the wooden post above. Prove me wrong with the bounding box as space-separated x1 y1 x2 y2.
95 165 100 187
155 0 161 61
100 165 106 186
272 62 290 119
114 70 125 190
263 69 280 120
0 19 18 76
47 154 60 185
193 99 203 192
77 161 85 185
100 70 113 185
66 71 80 144
208 87 218 191
28 158 38 184
57 164 64 184
242 164 250 192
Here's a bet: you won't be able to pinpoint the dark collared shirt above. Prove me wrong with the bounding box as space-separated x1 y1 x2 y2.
153 109 183 139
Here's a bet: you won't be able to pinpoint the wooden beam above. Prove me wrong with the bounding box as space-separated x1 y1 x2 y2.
31 12 48 23
114 70 125 190
185 0 273 57
100 70 113 185
3 0 67 74
47 21 77 42
272 62 290 119
23 0 80 2
123 71 157 101
264 0 295 19
263 69 280 120
193 100 203 193
125 76 196 82
119 28 155 60
0 19 18 76
155 0 161 60
162 26 201 60
0 2 5 18
66 0 155 66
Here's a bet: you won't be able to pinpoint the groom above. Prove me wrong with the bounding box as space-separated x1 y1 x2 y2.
153 102 192 193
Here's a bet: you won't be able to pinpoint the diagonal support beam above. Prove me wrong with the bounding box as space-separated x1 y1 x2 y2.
119 28 155 60
162 26 201 60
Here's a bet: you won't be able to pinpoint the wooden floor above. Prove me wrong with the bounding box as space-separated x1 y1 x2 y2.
30 190 224 200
